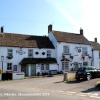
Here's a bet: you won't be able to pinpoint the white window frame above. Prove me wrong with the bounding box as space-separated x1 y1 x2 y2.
82 47 88 56
7 49 13 56
7 63 12 70
28 49 33 57
41 64 44 70
46 64 49 70
83 62 88 66
47 50 51 57
63 46 69 55
62 62 69 70
13 65 17 71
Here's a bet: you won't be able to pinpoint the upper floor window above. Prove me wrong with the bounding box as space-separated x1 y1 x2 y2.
82 47 88 55
47 50 51 57
7 63 12 70
8 49 13 56
63 46 69 55
28 49 33 57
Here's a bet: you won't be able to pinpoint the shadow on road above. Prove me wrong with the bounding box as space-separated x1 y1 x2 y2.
81 87 100 93
54 81 64 83
66 79 86 84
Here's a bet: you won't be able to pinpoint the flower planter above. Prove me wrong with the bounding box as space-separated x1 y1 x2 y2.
88 56 92 59
7 56 13 59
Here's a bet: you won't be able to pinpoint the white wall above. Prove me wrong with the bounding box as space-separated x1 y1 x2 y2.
0 47 56 72
93 50 100 69
56 42 92 71
49 64 58 70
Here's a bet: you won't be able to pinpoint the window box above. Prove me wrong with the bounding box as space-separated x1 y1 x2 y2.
88 56 92 59
70 54 74 59
7 55 13 59
82 55 85 60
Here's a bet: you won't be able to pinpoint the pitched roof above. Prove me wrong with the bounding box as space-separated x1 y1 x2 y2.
0 33 54 49
52 31 90 45
90 41 100 50
20 58 57 65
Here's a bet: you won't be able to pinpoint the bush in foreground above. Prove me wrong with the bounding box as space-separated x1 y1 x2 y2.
96 81 100 88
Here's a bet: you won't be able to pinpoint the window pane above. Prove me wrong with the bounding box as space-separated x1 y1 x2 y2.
8 49 13 56
83 62 88 66
7 63 12 70
46 64 49 70
41 64 44 70
28 49 33 57
82 47 88 55
47 50 51 57
63 46 69 54
13 65 17 71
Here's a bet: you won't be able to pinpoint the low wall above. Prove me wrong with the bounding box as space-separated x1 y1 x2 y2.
63 72 76 81
0 74 1 80
13 73 25 80
67 72 76 80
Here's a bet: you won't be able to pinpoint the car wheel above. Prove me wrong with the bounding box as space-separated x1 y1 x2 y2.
76 78 80 81
87 75 91 81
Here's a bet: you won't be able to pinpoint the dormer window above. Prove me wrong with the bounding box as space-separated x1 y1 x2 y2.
63 46 69 55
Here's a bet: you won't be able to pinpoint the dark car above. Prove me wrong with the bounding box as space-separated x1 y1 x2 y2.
75 66 100 81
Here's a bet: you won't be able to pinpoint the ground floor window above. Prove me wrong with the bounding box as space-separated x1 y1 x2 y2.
46 64 49 70
41 64 44 70
83 62 88 66
62 62 69 70
41 64 49 71
13 65 17 71
7 63 12 70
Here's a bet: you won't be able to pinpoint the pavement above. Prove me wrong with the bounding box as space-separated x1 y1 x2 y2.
0 75 100 100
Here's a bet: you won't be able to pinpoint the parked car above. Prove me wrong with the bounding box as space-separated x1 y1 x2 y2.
75 66 100 81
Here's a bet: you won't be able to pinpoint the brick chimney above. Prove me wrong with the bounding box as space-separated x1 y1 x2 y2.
80 28 83 35
94 38 97 42
1 26 4 33
48 24 52 33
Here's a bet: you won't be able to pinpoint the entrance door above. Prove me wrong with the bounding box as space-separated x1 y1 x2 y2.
74 62 78 71
21 65 28 76
31 64 36 76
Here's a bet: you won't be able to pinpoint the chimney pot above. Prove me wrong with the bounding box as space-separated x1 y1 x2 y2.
1 26 4 33
48 24 52 33
80 28 83 35
95 38 97 42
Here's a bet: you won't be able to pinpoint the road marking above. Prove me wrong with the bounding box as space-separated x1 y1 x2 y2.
90 96 100 98
57 90 64 92
67 91 76 94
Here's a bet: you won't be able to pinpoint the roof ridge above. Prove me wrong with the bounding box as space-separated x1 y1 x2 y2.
52 30 79 35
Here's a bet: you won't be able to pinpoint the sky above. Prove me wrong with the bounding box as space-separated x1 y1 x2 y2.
0 0 100 43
